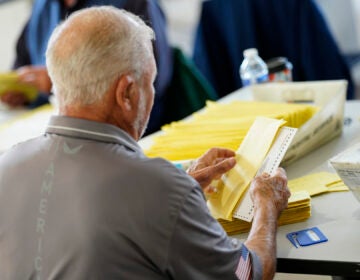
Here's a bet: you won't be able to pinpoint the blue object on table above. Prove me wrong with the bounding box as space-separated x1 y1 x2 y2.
287 227 328 248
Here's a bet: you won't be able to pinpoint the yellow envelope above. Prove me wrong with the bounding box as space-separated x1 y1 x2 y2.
207 117 286 220
288 172 347 196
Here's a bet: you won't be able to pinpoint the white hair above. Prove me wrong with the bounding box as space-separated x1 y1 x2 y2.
46 6 155 106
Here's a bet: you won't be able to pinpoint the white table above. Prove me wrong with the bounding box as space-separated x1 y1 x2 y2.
0 104 27 123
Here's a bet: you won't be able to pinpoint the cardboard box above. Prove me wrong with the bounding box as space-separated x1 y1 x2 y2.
249 80 347 165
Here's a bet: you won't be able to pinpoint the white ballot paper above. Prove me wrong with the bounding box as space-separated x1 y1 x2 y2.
233 126 297 222
330 142 360 203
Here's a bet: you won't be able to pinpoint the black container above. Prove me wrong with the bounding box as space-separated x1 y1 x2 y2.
266 57 293 82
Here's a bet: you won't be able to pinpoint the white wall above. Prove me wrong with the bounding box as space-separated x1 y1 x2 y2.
0 0 31 71
160 0 202 55
315 0 360 55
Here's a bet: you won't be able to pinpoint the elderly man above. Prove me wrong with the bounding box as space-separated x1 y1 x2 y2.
0 7 290 280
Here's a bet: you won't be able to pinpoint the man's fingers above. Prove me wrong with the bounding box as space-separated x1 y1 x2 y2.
189 157 235 189
204 185 218 194
213 157 236 175
201 148 235 163
274 167 286 178
212 148 236 158
189 149 236 192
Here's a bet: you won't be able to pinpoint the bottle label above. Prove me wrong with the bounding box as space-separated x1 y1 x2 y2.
269 69 292 82
242 73 268 87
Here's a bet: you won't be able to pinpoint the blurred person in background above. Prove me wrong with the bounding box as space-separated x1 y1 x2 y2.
0 0 172 134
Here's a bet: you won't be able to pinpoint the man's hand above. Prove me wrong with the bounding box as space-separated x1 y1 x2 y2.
187 148 236 195
245 167 290 280
250 167 290 218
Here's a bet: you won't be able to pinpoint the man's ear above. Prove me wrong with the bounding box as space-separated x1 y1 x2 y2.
115 74 136 111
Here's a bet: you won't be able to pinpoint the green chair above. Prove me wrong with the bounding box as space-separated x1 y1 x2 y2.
163 47 218 125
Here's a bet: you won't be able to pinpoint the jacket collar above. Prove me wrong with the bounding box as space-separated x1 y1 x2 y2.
45 115 142 153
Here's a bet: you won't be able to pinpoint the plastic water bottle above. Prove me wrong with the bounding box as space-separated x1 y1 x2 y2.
240 48 269 87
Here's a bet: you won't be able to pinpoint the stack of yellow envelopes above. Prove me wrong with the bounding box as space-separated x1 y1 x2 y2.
145 100 318 161
219 191 311 235
218 172 348 235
